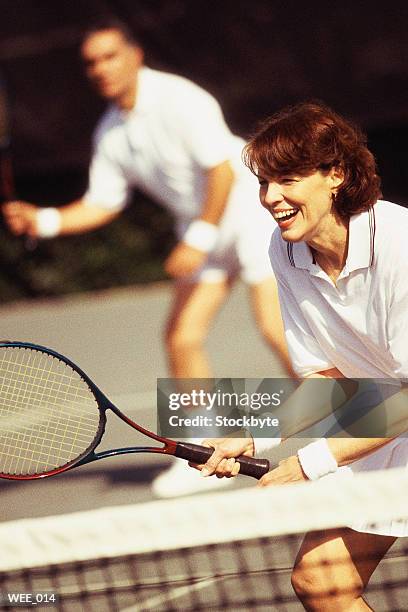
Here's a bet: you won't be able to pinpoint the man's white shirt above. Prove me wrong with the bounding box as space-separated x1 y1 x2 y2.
83 66 276 285
85 66 249 222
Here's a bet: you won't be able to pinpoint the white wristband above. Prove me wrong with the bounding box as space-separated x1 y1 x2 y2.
297 439 338 481
183 220 218 253
36 208 61 239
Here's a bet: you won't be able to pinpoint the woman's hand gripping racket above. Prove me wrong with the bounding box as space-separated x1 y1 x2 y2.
0 342 270 480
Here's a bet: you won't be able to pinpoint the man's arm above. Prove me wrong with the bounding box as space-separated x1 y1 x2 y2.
197 160 235 225
164 160 234 278
3 198 120 238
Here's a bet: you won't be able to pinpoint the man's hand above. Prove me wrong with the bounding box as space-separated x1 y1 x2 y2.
189 436 255 478
164 242 208 279
257 455 308 487
3 201 39 237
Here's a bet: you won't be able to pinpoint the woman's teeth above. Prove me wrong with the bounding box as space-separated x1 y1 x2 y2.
274 209 297 220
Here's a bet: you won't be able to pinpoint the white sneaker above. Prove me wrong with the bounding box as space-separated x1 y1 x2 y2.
152 459 234 498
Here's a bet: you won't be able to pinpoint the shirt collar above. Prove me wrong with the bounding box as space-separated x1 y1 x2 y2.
288 207 375 274
116 66 154 121
131 66 155 116
345 207 375 272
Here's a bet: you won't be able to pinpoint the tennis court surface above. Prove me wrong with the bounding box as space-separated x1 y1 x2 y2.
1 467 407 611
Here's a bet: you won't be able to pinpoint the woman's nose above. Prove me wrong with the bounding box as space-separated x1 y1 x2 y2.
263 182 283 206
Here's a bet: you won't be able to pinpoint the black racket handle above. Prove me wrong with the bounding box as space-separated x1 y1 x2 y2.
175 442 270 480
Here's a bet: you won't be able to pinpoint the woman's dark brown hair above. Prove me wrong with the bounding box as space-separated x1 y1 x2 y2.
243 101 381 219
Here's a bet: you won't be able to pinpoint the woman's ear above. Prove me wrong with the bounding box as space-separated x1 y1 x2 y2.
330 166 344 192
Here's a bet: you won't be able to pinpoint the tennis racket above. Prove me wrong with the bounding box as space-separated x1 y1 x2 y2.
0 341 270 480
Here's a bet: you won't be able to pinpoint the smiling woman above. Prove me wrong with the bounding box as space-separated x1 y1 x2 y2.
243 101 381 220
254 170 344 252
192 101 408 610
242 102 382 280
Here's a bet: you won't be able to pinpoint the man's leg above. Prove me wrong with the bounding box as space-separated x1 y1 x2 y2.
164 279 231 378
153 278 233 498
291 527 397 611
250 276 296 377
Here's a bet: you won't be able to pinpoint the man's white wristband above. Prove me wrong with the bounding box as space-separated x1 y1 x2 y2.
297 439 338 481
183 220 218 253
36 208 61 239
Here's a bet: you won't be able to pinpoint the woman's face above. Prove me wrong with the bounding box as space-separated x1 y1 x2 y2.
257 168 344 244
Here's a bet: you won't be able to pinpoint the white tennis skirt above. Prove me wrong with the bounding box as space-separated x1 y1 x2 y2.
324 438 408 536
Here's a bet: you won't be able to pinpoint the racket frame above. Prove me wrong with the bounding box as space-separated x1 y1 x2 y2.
0 341 270 480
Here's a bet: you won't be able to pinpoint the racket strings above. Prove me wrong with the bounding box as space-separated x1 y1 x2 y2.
0 347 101 476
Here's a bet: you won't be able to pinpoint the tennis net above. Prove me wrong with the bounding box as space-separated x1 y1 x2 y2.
0 467 408 611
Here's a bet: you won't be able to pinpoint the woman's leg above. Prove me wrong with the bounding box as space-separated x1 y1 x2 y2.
291 527 397 611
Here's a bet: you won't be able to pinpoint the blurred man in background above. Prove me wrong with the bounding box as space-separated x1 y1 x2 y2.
3 18 294 497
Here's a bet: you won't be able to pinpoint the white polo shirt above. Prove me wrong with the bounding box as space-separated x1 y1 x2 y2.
270 200 408 380
269 200 408 535
83 66 277 284
84 66 249 222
